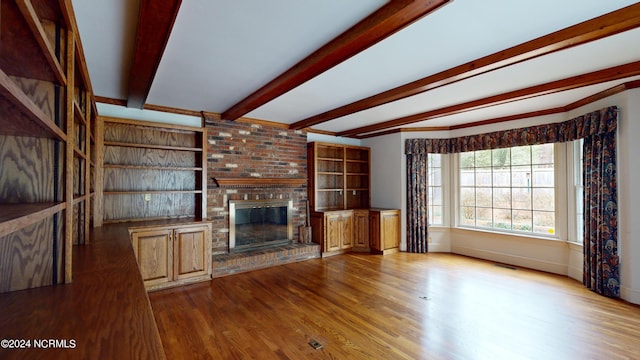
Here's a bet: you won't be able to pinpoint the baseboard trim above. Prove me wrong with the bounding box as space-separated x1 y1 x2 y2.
621 286 640 305
451 245 568 275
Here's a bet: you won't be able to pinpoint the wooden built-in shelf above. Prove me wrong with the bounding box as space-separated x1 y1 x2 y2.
0 69 66 140
104 141 202 152
317 157 343 162
318 171 343 175
103 164 203 171
213 177 307 188
0 202 66 238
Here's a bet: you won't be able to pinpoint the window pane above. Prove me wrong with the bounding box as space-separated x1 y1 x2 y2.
431 187 442 206
533 211 555 234
460 206 475 225
475 150 492 167
511 146 531 165
493 169 510 187
532 165 554 187
493 188 511 208
476 187 492 207
512 188 532 210
430 168 442 186
511 166 531 187
477 207 492 228
493 209 512 230
475 168 492 186
460 187 475 206
432 205 443 225
532 144 554 164
492 148 510 167
460 170 475 186
513 210 532 232
533 188 554 211
460 152 475 168
429 154 442 167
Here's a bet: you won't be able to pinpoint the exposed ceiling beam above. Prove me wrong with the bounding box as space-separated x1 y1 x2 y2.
126 0 182 109
291 3 640 130
357 80 640 139
221 0 451 121
338 61 640 137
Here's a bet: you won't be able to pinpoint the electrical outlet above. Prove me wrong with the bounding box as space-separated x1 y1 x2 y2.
144 193 151 201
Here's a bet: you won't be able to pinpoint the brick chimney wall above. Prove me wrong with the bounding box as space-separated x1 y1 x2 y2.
205 119 308 255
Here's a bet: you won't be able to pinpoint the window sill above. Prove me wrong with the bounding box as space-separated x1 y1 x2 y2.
453 226 561 242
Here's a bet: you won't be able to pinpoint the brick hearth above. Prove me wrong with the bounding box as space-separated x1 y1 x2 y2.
212 243 320 278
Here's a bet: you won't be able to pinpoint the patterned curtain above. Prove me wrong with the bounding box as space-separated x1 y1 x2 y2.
583 127 619 297
404 106 619 295
406 150 429 253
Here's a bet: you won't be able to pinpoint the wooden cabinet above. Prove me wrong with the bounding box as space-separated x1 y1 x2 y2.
311 210 353 256
370 209 401 255
130 222 212 291
308 142 370 211
352 209 370 252
98 117 207 224
0 0 95 292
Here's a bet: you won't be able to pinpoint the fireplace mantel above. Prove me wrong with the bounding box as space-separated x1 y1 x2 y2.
213 177 307 188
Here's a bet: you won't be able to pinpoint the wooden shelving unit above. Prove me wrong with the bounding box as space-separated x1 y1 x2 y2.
0 0 96 292
98 117 207 224
308 142 370 211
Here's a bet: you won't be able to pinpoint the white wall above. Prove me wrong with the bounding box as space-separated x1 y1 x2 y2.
366 90 640 304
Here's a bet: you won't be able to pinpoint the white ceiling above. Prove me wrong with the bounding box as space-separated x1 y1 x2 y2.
72 0 640 136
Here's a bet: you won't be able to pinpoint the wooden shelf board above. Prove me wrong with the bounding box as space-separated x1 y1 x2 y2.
213 177 307 188
318 188 344 192
318 172 343 175
346 173 369 176
104 141 202 152
103 164 203 171
346 159 368 163
0 202 66 238
74 146 86 159
73 195 87 204
0 69 66 140
347 188 370 191
102 116 204 133
74 101 86 125
317 157 344 162
104 190 202 195
16 0 67 85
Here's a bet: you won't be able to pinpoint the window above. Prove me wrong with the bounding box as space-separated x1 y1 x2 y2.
458 144 555 236
427 153 443 225
575 139 584 243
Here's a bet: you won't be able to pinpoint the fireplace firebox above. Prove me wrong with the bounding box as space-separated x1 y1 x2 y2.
229 199 293 252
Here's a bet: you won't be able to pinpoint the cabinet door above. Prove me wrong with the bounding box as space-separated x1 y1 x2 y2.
381 211 400 250
173 225 211 281
325 214 342 252
353 210 369 250
340 213 353 249
131 229 173 287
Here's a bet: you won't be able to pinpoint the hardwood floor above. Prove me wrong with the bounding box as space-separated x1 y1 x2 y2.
149 253 640 359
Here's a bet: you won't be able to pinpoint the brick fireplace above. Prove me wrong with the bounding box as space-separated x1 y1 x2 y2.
205 117 320 276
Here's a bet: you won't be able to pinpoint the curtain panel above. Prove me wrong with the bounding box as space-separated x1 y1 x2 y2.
405 106 619 297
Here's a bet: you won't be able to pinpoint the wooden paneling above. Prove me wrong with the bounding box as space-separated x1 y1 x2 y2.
352 209 369 251
0 135 56 202
0 217 53 293
103 122 197 148
103 146 197 167
103 168 196 192
9 76 57 120
104 193 195 222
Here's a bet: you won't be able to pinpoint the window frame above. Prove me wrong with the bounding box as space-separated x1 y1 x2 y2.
454 144 559 239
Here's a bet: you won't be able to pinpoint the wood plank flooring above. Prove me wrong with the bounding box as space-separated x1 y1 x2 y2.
149 253 640 359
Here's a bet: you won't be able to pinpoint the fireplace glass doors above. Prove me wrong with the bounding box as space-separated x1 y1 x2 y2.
229 199 293 251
